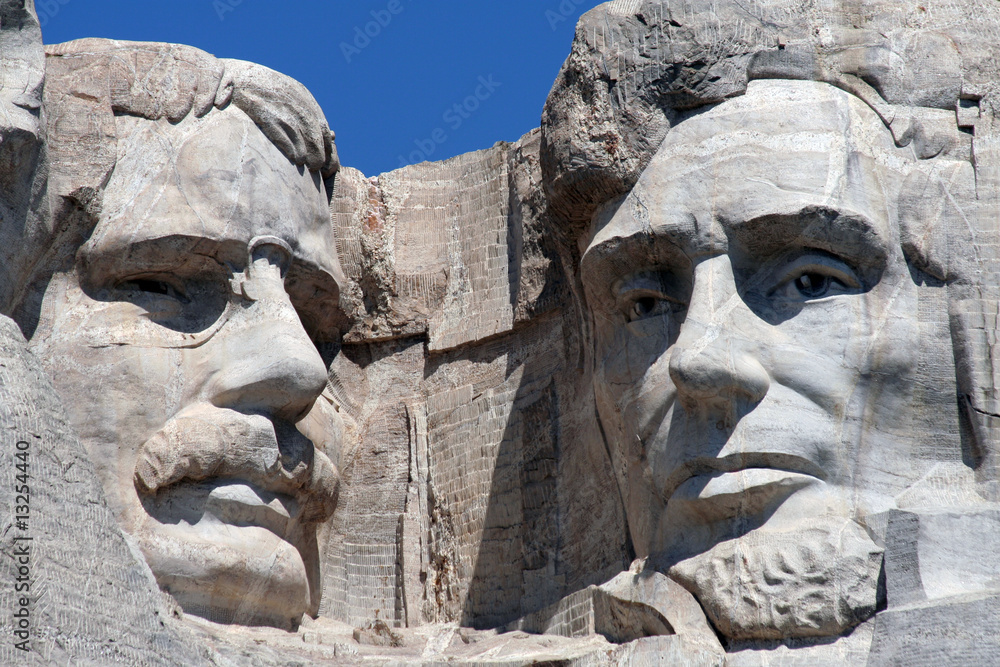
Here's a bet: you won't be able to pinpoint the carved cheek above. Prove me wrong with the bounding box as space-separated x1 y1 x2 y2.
595 321 679 481
595 311 677 391
768 298 870 414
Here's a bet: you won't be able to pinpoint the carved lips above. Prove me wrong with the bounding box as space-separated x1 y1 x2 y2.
660 453 827 522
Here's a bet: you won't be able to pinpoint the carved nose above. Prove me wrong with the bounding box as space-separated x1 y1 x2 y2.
667 256 770 409
668 340 770 406
206 249 328 421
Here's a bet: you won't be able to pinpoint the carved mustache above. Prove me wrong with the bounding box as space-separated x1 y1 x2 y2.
133 405 339 523
658 452 828 507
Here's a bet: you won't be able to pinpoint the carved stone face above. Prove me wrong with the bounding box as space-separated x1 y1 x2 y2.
30 107 345 628
0 1 45 303
0 4 43 193
582 80 968 639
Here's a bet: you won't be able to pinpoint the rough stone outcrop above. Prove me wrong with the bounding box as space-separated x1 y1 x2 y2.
322 134 627 631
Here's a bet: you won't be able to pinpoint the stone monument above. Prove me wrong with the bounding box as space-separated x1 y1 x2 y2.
0 4 205 664
32 38 345 631
539 0 1000 663
3 0 1000 664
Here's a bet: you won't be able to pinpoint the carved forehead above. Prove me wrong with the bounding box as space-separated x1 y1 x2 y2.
540 0 982 239
660 80 901 160
87 106 343 286
587 80 911 255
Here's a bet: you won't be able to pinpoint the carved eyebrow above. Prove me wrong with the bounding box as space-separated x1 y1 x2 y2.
581 229 694 305
724 206 890 268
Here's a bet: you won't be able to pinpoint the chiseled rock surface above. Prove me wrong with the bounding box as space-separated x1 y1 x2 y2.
5 0 1000 664
0 316 205 665
323 132 627 636
539 0 1000 663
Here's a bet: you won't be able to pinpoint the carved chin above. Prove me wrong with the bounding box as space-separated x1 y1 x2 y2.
668 518 884 641
137 522 314 630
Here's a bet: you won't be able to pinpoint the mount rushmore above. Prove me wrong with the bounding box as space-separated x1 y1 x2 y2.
3 0 1000 664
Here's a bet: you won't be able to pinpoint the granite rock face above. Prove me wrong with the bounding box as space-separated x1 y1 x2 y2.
3 0 1000 664
0 316 208 666
323 134 626 633
0 0 46 316
33 37 347 632
544 0 1000 662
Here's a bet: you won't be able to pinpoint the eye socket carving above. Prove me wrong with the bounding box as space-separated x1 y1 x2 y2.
632 296 659 319
624 290 687 323
613 271 691 325
106 271 231 335
793 273 835 299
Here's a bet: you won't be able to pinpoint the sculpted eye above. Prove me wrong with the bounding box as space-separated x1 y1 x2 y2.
614 271 690 325
793 273 835 299
772 254 861 302
625 292 686 322
632 296 658 319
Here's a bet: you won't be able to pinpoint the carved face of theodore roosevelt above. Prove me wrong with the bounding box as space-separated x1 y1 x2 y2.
583 79 970 639
31 107 345 628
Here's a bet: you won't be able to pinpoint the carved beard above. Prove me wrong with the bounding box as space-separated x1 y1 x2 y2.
667 517 884 641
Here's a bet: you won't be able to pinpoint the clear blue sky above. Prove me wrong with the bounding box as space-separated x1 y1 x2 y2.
39 0 606 176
